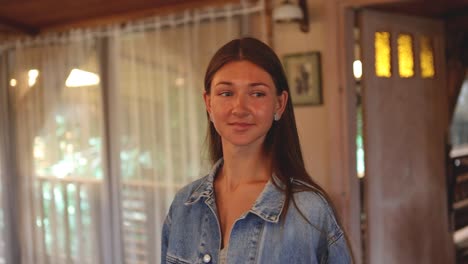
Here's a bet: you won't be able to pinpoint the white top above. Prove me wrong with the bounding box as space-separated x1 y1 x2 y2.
219 247 228 264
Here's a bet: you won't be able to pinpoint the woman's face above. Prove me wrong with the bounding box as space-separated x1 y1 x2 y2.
204 60 287 149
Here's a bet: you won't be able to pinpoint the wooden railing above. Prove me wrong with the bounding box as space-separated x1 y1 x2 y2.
120 180 182 264
34 175 183 264
35 175 102 264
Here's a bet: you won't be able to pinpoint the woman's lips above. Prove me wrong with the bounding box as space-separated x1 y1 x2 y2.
229 122 253 130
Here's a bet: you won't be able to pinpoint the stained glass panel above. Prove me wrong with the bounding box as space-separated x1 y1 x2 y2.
397 34 414 78
375 32 392 78
420 36 435 78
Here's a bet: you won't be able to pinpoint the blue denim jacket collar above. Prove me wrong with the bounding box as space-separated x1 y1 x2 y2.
184 158 286 223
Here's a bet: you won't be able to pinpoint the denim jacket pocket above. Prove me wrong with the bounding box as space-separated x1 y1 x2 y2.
166 253 192 264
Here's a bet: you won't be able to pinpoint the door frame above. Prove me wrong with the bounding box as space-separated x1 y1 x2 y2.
323 2 360 262
323 1 428 263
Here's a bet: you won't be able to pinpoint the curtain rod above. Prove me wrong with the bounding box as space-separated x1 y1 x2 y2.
0 0 264 53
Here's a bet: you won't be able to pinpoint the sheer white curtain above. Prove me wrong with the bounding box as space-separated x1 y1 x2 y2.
0 1 265 263
0 51 11 264
111 3 265 262
6 33 105 264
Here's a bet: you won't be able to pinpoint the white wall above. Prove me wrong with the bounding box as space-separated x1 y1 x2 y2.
272 0 330 189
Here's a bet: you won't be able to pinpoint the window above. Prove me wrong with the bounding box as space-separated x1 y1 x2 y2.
420 35 435 79
397 34 414 78
375 31 392 78
451 76 468 146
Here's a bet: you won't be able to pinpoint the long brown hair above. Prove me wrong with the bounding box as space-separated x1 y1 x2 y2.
203 37 353 260
204 37 332 219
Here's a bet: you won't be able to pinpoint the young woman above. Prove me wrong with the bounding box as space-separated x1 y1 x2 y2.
161 37 352 264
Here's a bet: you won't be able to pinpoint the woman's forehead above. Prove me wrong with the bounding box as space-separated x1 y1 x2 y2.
212 60 274 84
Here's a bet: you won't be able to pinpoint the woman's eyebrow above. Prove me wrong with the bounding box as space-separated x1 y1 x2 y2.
249 82 270 88
213 81 233 87
213 81 270 88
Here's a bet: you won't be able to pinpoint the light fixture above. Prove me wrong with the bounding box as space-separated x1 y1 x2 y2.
353 60 363 79
175 77 185 87
272 0 309 32
28 69 39 87
65 69 100 87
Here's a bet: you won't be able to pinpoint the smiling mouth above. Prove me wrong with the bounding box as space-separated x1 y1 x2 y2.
229 122 254 130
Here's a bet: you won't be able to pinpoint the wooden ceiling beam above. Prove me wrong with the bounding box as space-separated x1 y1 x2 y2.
0 16 38 35
41 0 239 33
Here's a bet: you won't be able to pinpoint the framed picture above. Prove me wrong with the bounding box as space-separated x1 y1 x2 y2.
283 52 323 106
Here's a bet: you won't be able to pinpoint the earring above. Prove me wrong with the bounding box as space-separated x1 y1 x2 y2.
274 113 280 121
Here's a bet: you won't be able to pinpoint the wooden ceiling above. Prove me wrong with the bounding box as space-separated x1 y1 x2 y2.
1 0 468 35
0 0 235 35
369 0 468 18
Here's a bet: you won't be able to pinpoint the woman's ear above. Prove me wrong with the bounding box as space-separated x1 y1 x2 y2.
275 91 288 118
203 91 211 114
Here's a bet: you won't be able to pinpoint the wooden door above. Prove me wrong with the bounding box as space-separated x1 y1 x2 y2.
360 10 454 263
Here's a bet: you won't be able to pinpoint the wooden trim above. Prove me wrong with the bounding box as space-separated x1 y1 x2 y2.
324 1 362 263
0 51 21 264
0 16 38 35
100 37 124 264
36 175 102 185
447 15 468 31
339 0 419 7
41 0 241 33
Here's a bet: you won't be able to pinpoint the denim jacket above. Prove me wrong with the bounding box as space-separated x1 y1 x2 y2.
161 159 352 264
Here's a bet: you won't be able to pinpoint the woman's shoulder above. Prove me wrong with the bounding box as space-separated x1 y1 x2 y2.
290 179 342 235
291 179 330 207
289 179 350 260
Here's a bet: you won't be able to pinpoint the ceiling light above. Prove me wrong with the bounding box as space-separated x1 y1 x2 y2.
175 77 185 86
353 60 363 79
273 0 303 22
272 0 309 32
66 69 100 87
28 69 39 87
10 79 17 87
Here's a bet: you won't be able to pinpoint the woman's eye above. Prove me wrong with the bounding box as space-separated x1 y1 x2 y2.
219 91 233 97
252 92 266 97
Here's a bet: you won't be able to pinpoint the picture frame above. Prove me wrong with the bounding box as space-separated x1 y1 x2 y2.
283 52 323 106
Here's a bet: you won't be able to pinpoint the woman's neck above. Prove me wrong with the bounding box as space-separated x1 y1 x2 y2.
219 144 272 192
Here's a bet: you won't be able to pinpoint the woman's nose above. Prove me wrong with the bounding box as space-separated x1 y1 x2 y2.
232 94 249 116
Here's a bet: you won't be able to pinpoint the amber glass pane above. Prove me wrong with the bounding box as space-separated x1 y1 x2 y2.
375 32 391 78
397 34 414 78
420 36 435 78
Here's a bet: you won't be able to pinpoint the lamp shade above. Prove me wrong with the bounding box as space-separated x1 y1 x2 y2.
272 1 303 22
